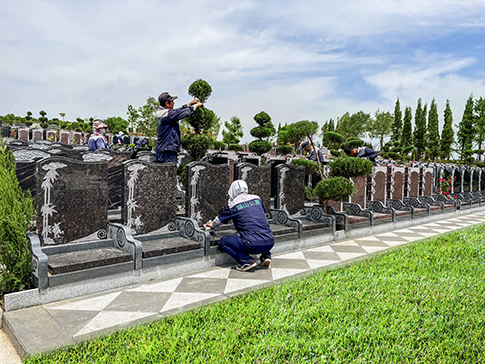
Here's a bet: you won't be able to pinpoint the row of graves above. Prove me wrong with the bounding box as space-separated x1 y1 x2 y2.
6 138 485 292
1 123 144 146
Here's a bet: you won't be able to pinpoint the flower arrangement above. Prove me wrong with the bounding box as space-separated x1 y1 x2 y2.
437 172 457 199
9 130 17 139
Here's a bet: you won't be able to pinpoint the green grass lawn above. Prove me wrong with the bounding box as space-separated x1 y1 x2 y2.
25 225 485 363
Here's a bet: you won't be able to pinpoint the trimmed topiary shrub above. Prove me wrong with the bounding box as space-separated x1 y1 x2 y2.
328 157 373 179
248 111 275 155
276 144 295 156
291 158 319 175
181 133 213 161
341 137 365 149
228 144 244 152
0 141 34 294
248 140 272 156
212 141 225 150
314 177 356 202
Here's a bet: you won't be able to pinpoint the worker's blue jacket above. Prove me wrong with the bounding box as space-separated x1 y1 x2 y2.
217 194 274 246
155 104 195 154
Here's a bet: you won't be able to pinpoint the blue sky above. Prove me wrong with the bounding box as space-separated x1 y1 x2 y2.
1 0 485 146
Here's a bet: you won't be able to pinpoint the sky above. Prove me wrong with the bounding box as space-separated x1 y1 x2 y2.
1 0 485 146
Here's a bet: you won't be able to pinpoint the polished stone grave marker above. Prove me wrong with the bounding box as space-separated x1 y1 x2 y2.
71 131 82 145
45 129 57 142
473 168 480 191
408 167 420 198
36 157 109 245
32 128 43 142
59 130 70 144
349 176 367 207
234 163 271 212
371 165 388 203
274 164 305 215
121 160 177 235
422 167 434 196
18 127 29 141
390 165 405 200
185 161 230 226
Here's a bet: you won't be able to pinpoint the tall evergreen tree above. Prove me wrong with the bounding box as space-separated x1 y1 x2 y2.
474 97 485 161
441 100 454 160
328 118 335 132
401 106 413 147
222 116 243 145
391 98 402 142
413 99 427 158
427 99 440 161
457 94 476 160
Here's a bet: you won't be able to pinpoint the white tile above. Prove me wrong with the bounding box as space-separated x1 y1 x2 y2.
331 240 359 246
415 232 440 237
335 252 367 261
376 232 401 238
408 226 433 231
224 279 268 294
360 245 389 254
306 259 339 269
49 292 122 311
399 235 425 242
305 245 335 253
74 311 155 337
271 268 309 281
160 292 221 312
393 229 417 234
355 236 380 241
128 278 183 293
379 240 407 247
275 251 306 260
187 268 232 279
355 236 382 241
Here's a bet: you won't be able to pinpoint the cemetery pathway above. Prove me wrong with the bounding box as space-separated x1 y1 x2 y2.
3 211 485 359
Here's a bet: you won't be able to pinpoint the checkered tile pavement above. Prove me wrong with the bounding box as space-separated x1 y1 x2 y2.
10 212 485 347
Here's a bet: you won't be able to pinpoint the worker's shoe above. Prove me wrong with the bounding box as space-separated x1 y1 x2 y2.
236 261 257 272
260 257 271 268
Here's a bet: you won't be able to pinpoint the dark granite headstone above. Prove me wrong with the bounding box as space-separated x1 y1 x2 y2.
36 157 109 245
463 168 472 192
185 161 230 226
408 167 420 198
268 158 287 198
121 160 177 235
423 167 434 196
372 166 388 203
1 125 11 138
60 130 70 144
234 163 271 212
473 168 480 191
83 132 91 144
18 127 29 141
390 165 405 200
108 151 132 209
274 164 305 215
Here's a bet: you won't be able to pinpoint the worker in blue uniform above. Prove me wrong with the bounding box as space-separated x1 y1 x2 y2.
205 180 274 271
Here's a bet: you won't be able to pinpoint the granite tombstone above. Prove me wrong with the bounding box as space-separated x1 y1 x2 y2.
408 167 420 198
422 167 434 196
36 157 109 245
185 161 230 226
390 165 405 200
234 163 271 212
121 160 177 235
274 164 305 215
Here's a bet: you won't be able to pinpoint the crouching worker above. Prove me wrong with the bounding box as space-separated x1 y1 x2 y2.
205 180 274 272
344 146 378 165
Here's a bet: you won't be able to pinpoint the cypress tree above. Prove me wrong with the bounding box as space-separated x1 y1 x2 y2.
413 99 427 158
441 99 454 160
401 106 413 148
457 94 476 160
427 99 440 161
474 97 485 161
392 98 402 142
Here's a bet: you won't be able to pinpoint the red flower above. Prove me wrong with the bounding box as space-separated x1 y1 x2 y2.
454 195 457 198
448 188 451 191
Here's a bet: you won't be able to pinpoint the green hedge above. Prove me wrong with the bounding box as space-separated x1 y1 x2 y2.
0 141 34 294
314 177 356 202
329 156 373 179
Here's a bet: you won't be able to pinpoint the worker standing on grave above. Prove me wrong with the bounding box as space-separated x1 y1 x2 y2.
344 146 379 165
155 92 203 163
88 120 109 151
302 141 324 163
205 180 274 271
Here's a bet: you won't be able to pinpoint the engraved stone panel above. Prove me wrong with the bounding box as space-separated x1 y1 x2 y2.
349 175 367 207
71 131 82 145
32 128 43 142
18 127 29 141
185 161 230 226
121 160 177 235
391 165 405 200
36 157 108 245
45 129 57 142
59 130 70 145
235 163 271 212
372 166 388 203
274 164 305 215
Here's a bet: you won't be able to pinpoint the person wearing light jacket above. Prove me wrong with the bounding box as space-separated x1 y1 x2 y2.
88 120 109 151
205 180 274 272
155 92 203 163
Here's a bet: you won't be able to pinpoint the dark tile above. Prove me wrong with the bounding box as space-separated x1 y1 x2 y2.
104 291 171 312
270 258 311 269
175 277 227 294
328 245 367 253
47 309 99 337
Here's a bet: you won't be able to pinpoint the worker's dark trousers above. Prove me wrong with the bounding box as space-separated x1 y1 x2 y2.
218 235 273 265
156 151 177 163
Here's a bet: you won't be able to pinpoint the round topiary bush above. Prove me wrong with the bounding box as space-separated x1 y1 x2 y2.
228 144 244 152
314 177 356 202
276 144 295 156
249 140 272 155
290 158 319 175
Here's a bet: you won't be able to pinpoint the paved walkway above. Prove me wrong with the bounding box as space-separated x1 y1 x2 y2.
4 211 485 359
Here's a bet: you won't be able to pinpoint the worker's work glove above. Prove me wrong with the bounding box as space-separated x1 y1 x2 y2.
204 220 212 231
